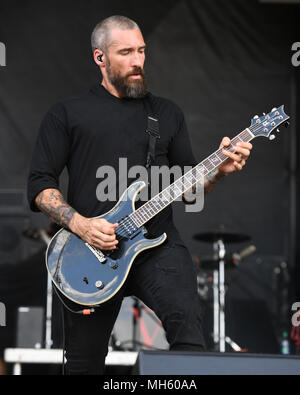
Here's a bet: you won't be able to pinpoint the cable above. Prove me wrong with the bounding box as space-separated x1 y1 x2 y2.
52 283 95 315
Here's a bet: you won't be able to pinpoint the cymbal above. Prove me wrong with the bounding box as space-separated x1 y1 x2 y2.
193 231 251 243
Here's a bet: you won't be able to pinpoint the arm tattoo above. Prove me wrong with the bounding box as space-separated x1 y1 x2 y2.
183 168 225 203
205 168 219 185
36 189 76 229
204 168 226 193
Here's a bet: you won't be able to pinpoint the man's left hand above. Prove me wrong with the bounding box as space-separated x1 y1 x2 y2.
218 136 252 174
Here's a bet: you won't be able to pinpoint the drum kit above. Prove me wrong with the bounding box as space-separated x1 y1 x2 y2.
23 224 255 353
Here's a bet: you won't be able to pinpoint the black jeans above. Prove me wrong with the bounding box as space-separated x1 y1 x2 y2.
62 240 206 375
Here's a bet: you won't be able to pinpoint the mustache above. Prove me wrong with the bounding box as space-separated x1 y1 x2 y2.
126 67 144 77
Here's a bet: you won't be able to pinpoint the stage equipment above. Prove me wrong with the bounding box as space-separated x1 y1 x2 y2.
4 348 138 375
110 297 168 352
16 307 44 349
45 107 290 306
196 252 291 353
23 224 59 349
133 350 300 375
195 244 256 270
194 229 253 352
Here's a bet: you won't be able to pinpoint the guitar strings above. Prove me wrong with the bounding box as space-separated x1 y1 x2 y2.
131 115 284 227
129 130 251 228
113 113 284 237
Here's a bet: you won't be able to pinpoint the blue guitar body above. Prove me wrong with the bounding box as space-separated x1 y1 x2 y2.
46 181 167 306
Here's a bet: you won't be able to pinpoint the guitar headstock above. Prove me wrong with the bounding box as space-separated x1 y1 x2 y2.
249 105 290 140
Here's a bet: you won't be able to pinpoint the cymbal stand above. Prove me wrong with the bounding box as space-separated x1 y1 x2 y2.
213 239 242 353
213 239 225 352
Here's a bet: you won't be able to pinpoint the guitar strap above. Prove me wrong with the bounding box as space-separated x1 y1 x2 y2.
143 94 160 169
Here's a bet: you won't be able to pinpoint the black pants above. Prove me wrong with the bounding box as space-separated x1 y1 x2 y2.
62 240 206 375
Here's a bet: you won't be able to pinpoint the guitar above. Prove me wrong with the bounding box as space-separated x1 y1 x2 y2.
46 106 290 306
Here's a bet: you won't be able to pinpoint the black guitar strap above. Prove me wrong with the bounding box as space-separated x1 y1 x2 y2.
143 94 160 169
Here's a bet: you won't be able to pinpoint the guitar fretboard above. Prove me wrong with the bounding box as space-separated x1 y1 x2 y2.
130 128 254 228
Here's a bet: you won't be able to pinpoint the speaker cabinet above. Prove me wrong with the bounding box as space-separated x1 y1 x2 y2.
16 306 44 348
133 350 300 375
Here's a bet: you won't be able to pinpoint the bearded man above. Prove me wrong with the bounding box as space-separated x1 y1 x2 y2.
28 15 251 375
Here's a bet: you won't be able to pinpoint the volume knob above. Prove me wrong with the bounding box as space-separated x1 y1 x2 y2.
95 280 104 290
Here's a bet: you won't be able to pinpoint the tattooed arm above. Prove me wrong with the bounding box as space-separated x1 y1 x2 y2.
204 168 226 194
35 189 76 229
35 188 118 250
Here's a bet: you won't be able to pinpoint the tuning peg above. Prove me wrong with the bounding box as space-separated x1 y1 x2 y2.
285 121 290 128
253 115 259 119
269 135 276 140
276 129 280 133
272 107 277 112
263 113 266 116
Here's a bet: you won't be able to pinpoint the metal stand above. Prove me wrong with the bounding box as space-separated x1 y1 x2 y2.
37 229 53 349
213 238 243 352
194 229 252 353
132 297 142 351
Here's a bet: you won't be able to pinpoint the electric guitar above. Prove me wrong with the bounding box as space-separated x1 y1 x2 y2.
46 106 290 306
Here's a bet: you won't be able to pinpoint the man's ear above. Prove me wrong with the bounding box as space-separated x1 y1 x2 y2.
94 50 105 67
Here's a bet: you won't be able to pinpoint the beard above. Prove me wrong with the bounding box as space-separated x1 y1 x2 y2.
106 61 147 99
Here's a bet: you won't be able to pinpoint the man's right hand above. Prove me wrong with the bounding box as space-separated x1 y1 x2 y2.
35 188 119 251
71 214 119 250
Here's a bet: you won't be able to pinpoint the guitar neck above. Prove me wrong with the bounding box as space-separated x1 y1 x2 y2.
130 128 254 228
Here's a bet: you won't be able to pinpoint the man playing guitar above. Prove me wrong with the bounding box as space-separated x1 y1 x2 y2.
28 15 252 375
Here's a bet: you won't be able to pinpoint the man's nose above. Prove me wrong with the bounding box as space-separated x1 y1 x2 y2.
130 51 144 68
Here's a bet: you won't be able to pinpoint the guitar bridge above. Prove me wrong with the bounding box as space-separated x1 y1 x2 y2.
85 243 107 263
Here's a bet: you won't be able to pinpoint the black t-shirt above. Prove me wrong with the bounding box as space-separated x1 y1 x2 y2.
27 84 197 243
